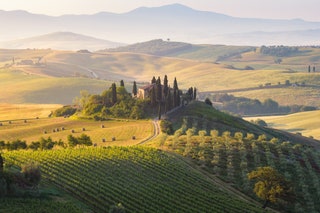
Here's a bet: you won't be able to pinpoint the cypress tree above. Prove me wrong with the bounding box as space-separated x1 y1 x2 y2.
165 89 172 113
156 76 162 102
173 77 178 90
120 80 124 87
151 76 156 84
193 87 197 100
132 81 138 97
111 83 117 105
173 77 180 107
163 75 168 98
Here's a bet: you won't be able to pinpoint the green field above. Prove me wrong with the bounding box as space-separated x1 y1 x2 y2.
244 110 320 140
2 147 265 213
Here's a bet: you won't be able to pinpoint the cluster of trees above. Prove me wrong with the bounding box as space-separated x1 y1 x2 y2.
260 45 299 57
211 93 317 115
0 134 93 151
73 81 149 120
62 76 196 120
0 155 41 197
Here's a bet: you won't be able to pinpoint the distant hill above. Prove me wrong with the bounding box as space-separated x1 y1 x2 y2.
105 39 193 56
104 39 255 61
1 4 320 45
0 32 124 51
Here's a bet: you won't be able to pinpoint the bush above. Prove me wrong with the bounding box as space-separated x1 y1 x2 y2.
53 105 77 117
160 120 173 135
254 119 268 127
21 162 41 188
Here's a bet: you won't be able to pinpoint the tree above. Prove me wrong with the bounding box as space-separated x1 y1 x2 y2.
132 81 138 97
193 87 197 100
156 76 162 102
151 76 156 84
111 83 117 105
248 166 294 209
165 89 172 113
308 65 311 73
163 75 168 98
21 162 41 188
205 98 212 106
120 80 124 87
78 134 93 146
173 77 179 107
0 154 3 174
313 66 316 72
67 135 78 147
74 90 90 110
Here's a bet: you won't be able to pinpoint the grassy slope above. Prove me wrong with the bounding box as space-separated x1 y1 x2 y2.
0 68 110 104
0 103 61 120
244 110 320 140
2 147 265 213
166 101 320 148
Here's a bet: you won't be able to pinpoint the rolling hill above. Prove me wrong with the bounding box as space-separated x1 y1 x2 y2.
244 110 320 140
1 46 320 107
0 32 124 51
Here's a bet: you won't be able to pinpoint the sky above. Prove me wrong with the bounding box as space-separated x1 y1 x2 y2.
0 0 320 22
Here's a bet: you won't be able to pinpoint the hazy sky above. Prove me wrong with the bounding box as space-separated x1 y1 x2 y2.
0 0 319 21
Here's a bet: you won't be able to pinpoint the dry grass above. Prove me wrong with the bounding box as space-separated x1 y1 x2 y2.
0 116 153 146
0 103 153 146
0 104 61 121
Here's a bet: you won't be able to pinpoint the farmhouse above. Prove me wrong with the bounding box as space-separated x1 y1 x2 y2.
137 84 155 99
137 83 172 100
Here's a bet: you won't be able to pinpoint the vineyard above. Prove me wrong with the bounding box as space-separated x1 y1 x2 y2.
0 198 83 213
2 147 264 213
159 116 320 212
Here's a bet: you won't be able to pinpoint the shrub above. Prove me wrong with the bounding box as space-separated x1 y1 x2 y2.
21 162 41 188
53 105 77 117
254 119 268 127
160 120 173 135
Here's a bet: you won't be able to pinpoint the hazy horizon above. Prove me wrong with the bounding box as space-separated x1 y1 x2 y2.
0 0 320 22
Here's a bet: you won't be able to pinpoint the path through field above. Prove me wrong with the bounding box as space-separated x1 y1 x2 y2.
138 119 160 144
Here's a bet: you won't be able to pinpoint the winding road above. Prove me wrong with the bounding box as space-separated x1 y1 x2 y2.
138 119 160 145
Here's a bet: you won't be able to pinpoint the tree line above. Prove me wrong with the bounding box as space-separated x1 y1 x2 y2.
0 134 93 151
211 93 316 116
260 45 299 57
